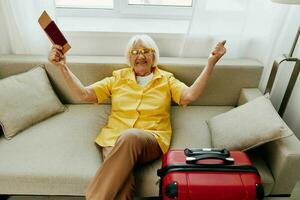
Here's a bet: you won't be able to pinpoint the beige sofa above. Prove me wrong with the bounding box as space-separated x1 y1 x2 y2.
0 55 300 198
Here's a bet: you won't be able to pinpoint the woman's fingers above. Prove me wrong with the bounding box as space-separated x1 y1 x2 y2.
52 44 63 51
55 49 64 58
208 40 227 64
216 40 226 46
212 45 226 56
49 53 55 61
51 45 64 57
220 40 226 45
48 45 66 67
50 49 64 61
51 48 64 57
49 52 62 63
213 47 223 53
50 52 59 60
216 40 226 47
216 42 226 49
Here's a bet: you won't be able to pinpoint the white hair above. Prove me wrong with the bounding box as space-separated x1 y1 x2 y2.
125 34 160 67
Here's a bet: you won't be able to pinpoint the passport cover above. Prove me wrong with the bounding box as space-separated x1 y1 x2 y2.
38 10 71 54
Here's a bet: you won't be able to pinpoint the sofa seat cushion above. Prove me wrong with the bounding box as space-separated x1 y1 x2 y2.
0 104 111 195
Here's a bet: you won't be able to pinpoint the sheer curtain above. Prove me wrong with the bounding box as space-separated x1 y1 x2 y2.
180 0 289 62
180 0 297 93
0 0 56 55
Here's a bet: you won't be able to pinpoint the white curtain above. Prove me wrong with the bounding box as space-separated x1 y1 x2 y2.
180 0 300 94
180 0 290 63
0 0 56 55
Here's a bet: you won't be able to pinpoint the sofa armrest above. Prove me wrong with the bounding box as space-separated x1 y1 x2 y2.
238 88 300 195
237 88 263 106
261 133 300 195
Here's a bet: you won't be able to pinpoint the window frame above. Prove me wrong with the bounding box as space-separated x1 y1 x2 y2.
55 0 194 19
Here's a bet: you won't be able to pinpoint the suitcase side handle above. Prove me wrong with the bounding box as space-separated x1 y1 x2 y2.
186 154 234 164
184 148 230 157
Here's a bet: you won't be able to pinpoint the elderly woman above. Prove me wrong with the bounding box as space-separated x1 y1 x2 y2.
48 35 226 200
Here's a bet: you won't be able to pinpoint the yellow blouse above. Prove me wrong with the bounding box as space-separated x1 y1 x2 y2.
91 66 188 153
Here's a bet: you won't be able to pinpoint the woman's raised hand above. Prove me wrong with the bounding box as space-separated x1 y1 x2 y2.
48 45 66 68
208 40 226 66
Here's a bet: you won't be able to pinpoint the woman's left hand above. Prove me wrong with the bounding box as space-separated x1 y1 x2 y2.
208 40 227 66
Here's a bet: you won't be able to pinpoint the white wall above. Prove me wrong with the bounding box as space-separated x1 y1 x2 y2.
258 6 300 91
282 41 300 139
0 8 11 54
258 6 300 139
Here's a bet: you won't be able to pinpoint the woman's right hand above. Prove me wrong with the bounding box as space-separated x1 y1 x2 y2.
48 45 66 69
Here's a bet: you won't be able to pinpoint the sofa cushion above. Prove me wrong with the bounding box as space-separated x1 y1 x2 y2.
0 66 66 139
170 106 234 149
0 56 263 106
207 96 292 151
0 104 110 195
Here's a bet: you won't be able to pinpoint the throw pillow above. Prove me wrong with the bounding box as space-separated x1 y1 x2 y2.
0 66 66 139
206 95 292 151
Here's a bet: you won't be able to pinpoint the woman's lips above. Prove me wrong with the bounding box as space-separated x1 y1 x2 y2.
135 60 147 65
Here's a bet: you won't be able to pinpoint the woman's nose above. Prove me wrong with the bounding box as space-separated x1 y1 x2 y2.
137 53 146 58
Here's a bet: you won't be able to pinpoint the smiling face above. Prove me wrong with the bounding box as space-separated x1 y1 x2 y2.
129 40 155 76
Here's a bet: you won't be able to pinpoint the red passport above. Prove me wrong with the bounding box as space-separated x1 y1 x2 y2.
38 10 71 54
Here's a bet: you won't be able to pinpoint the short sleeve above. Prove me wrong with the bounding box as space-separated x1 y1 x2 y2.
90 76 115 103
169 75 188 105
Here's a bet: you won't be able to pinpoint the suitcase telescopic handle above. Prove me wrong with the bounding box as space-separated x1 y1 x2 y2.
184 148 230 157
186 154 235 164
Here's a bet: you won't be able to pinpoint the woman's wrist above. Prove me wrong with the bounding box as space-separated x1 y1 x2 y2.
201 61 215 77
208 56 220 66
58 63 68 71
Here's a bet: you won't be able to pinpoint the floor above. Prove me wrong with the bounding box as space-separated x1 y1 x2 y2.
3 179 300 200
3 196 291 200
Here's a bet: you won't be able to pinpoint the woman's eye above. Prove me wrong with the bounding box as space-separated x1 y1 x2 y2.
144 49 151 54
132 50 138 55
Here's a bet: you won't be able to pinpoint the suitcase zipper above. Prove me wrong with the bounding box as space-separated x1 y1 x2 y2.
157 163 259 179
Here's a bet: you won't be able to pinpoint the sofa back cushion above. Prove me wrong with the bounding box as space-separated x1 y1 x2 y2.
0 55 263 106
207 96 293 151
0 66 66 139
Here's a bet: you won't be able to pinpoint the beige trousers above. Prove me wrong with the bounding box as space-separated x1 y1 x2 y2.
85 128 162 200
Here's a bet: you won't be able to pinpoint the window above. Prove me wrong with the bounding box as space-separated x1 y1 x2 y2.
56 0 114 9
205 0 247 11
55 0 194 19
128 0 192 7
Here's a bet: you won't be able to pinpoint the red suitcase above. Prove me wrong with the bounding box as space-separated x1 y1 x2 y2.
157 148 264 200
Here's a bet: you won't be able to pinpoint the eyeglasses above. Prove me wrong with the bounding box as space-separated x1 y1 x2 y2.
129 48 155 56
